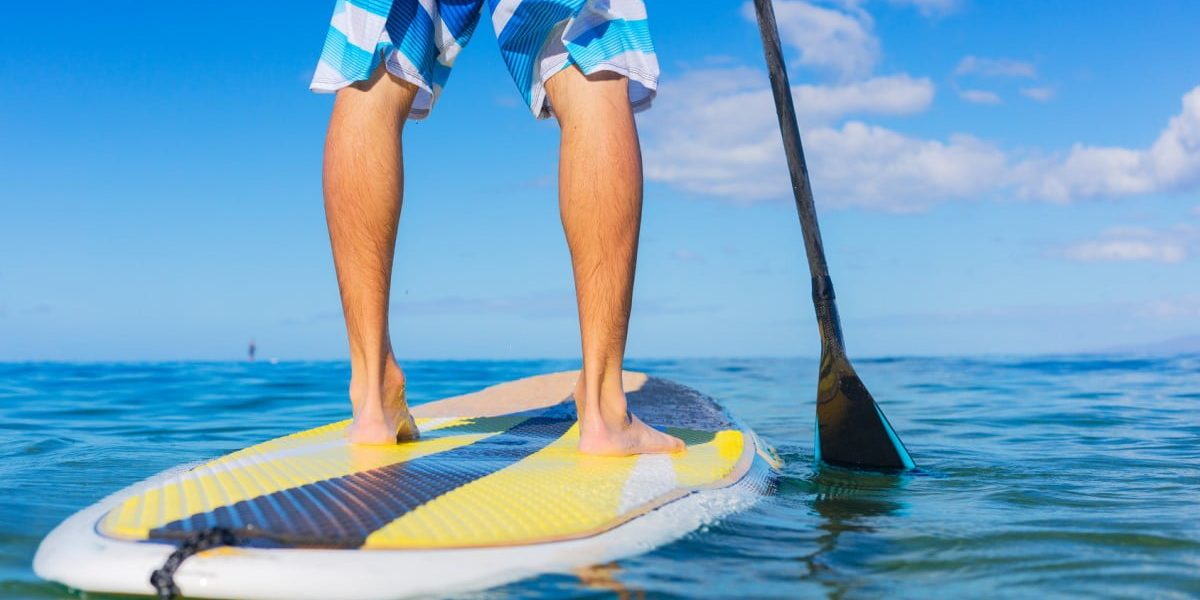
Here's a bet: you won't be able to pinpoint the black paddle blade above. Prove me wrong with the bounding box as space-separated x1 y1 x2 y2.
751 0 915 471
816 351 915 471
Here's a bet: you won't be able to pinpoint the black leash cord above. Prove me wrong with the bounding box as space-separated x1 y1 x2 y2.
150 528 239 600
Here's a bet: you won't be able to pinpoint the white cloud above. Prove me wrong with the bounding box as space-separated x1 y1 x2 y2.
649 67 932 129
1020 86 1056 102
885 0 960 17
642 3 1200 210
804 123 1008 210
643 63 1007 210
644 90 1006 210
1058 225 1196 263
643 70 961 209
954 55 1037 78
742 1 879 80
1018 87 1200 201
645 72 1200 208
959 89 1002 104
795 74 935 122
1063 240 1186 263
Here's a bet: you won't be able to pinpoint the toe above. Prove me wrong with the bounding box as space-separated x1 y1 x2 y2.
643 427 684 454
663 431 686 454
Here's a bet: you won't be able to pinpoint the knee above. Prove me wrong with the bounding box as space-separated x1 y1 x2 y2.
546 67 631 126
334 64 420 123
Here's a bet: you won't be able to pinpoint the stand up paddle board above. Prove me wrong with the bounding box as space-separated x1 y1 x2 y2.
34 371 779 599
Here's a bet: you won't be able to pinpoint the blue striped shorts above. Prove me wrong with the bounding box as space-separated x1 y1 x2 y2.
310 0 658 120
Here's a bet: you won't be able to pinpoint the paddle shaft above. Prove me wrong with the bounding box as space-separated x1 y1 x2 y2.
751 0 847 357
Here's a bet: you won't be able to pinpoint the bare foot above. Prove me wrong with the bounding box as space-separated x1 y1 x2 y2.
573 378 685 456
347 361 419 444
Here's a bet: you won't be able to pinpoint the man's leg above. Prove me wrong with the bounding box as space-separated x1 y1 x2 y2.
545 67 685 456
323 65 418 444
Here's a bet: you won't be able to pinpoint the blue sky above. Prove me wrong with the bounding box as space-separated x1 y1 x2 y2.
2 0 1198 361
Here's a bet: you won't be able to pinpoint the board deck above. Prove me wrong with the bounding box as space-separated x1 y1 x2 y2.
35 371 779 599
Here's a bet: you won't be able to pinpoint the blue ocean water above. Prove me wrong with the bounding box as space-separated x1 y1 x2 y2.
1 356 1197 598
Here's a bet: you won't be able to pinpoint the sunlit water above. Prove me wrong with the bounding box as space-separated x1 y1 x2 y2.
2 356 1197 598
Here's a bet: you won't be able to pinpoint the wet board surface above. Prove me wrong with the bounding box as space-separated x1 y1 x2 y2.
35 371 778 599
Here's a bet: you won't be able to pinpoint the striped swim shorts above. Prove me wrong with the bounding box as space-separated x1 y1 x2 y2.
310 0 658 120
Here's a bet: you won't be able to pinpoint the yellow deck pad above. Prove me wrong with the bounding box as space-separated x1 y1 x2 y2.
100 416 526 540
98 399 754 549
363 425 744 548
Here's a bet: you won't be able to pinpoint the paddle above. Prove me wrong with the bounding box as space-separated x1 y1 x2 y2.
751 0 915 471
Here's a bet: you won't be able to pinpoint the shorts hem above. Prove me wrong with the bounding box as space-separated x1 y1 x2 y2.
308 53 438 121
528 58 659 120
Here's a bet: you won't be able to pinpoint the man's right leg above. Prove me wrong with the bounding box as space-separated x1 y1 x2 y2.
323 65 418 444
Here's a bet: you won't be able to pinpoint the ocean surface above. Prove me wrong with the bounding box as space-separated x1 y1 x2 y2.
2 356 1197 599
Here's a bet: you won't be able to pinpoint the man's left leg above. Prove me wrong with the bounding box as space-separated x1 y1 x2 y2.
546 66 685 456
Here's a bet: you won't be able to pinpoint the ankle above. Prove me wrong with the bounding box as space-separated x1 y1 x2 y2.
349 360 406 407
576 384 630 431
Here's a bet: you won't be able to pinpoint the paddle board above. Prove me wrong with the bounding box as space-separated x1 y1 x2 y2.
34 371 779 599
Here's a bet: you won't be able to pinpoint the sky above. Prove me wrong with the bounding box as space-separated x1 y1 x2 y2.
2 0 1199 361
